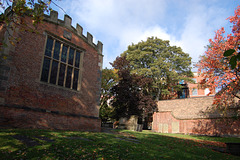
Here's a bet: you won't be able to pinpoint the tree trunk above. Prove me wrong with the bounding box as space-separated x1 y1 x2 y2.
156 88 161 101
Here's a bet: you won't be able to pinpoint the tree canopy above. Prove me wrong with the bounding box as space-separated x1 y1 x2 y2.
122 37 193 100
198 5 240 110
108 37 193 120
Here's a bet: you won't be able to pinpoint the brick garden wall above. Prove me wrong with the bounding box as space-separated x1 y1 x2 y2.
0 10 103 131
152 97 240 136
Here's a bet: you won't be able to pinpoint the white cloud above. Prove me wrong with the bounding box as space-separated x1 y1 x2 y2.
61 0 168 68
51 0 236 69
117 25 180 54
69 0 167 35
179 2 229 65
102 25 183 68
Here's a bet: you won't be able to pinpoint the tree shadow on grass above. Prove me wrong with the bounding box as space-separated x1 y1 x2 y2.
0 129 239 160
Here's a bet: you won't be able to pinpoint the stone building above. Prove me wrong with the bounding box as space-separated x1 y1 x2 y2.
0 8 103 131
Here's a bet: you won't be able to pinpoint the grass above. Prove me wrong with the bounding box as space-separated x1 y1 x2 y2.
158 132 240 143
0 129 239 160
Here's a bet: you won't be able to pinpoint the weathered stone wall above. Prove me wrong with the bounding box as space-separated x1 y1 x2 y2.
152 97 240 136
119 116 139 131
0 9 103 131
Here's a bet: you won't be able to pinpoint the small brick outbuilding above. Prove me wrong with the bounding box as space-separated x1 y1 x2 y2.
152 96 240 136
0 8 103 131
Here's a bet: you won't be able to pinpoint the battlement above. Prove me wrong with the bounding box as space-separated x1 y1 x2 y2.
43 10 103 55
3 4 103 55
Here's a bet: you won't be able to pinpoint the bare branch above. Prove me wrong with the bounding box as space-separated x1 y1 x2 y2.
51 0 66 14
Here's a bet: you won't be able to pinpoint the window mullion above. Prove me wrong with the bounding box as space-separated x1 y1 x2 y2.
63 47 70 87
47 39 55 83
70 50 77 89
56 44 63 85
78 52 84 91
73 49 76 68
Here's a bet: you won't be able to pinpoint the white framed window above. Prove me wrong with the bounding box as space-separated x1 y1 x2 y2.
192 88 198 96
41 35 83 91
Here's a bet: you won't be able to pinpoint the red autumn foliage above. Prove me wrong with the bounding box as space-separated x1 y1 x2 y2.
198 6 240 110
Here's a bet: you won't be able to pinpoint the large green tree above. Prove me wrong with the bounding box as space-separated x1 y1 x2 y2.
122 37 193 100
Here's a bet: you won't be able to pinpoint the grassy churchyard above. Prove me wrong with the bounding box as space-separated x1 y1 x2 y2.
0 129 239 160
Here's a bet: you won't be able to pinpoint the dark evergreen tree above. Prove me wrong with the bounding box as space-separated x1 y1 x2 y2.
111 56 157 120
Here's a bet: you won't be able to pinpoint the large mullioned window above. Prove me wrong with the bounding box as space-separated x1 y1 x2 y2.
41 36 82 90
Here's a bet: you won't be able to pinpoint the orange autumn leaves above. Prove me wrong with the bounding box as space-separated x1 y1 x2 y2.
198 6 240 109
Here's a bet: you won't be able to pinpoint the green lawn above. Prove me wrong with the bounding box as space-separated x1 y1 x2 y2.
0 129 239 160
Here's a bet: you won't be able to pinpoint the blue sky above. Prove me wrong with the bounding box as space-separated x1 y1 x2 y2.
50 0 238 69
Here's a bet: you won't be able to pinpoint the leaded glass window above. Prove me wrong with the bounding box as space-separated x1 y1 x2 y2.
41 36 82 91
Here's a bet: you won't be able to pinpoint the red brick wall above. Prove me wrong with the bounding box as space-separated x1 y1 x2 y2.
152 112 240 136
0 13 102 131
153 97 240 136
0 107 101 131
